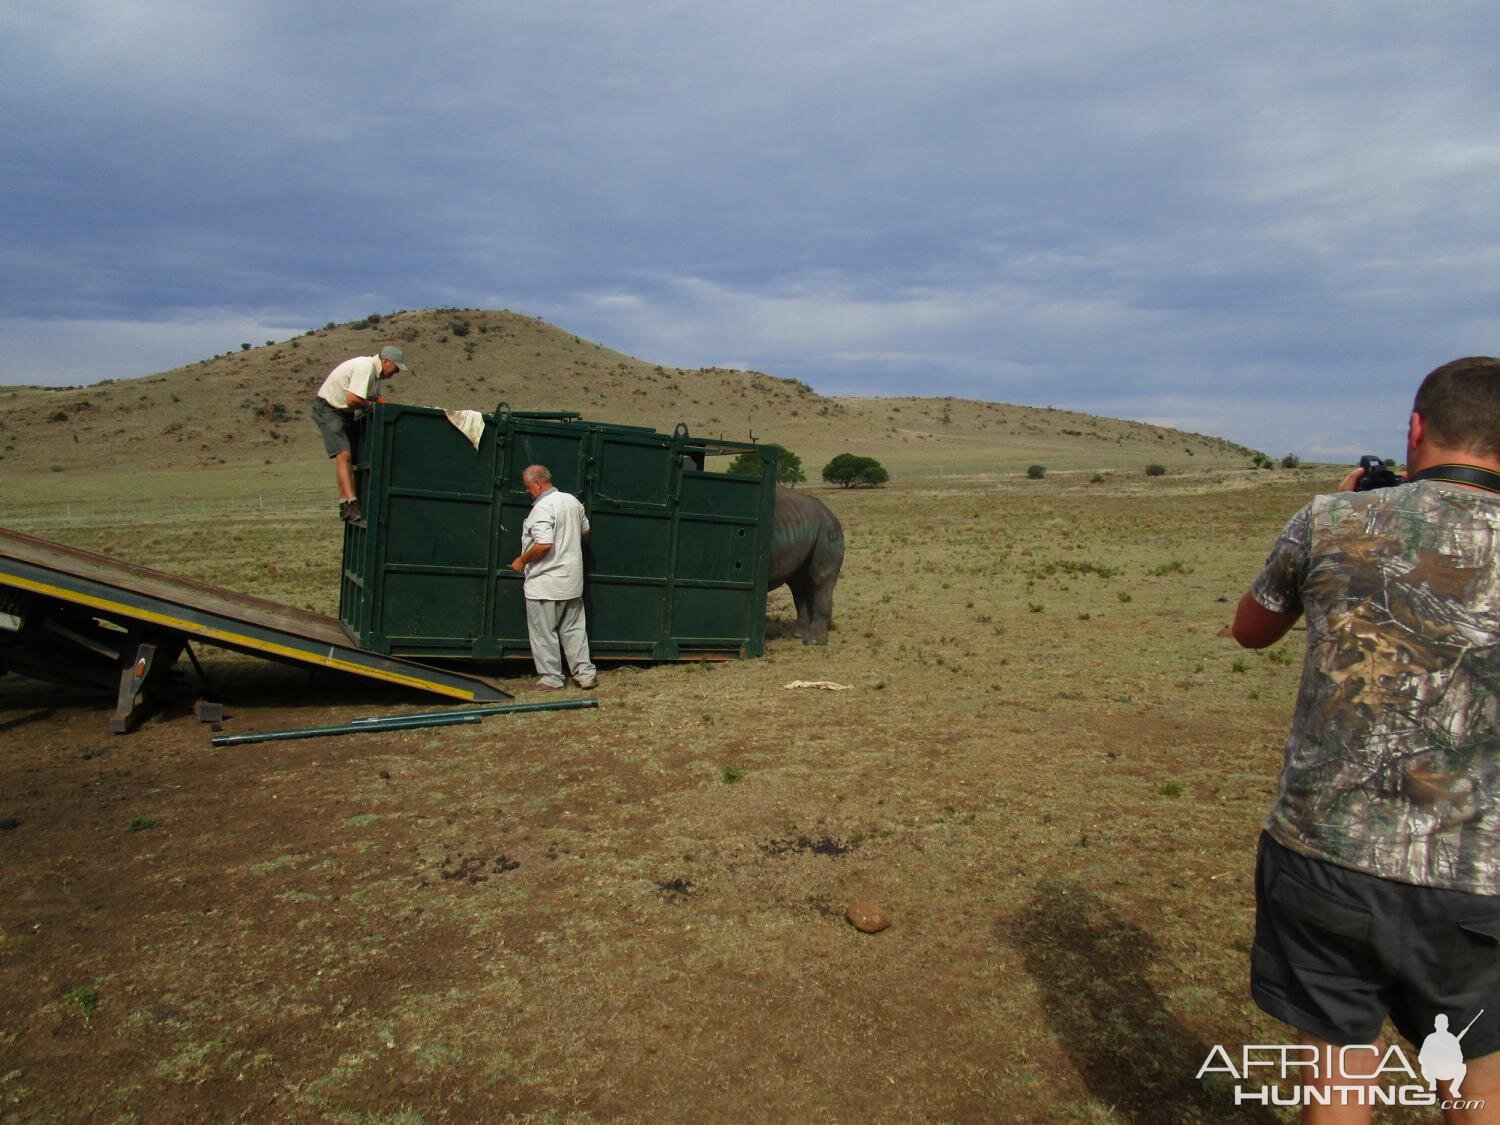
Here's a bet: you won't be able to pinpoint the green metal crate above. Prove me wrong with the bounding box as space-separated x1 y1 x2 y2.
339 404 778 661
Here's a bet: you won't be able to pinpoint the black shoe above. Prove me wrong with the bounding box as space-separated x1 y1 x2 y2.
340 499 362 524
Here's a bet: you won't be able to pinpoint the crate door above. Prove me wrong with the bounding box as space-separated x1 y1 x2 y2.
371 407 497 654
582 429 677 654
490 423 592 650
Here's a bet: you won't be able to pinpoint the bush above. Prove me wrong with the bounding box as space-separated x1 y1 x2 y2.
1280 453 1301 469
727 444 806 485
1026 464 1046 480
1144 464 1166 477
822 453 890 488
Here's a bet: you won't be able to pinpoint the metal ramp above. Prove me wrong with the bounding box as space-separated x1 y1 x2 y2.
0 526 509 732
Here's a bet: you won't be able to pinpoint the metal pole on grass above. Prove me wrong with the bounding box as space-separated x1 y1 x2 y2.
210 698 598 747
350 698 599 724
210 712 481 747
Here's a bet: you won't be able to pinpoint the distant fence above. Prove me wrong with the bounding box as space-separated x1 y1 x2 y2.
0 491 334 529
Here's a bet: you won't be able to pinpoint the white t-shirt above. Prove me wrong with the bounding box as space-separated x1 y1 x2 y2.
521 487 590 600
316 355 382 411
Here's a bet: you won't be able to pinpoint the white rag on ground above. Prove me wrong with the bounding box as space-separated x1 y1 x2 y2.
444 409 485 450
783 680 852 691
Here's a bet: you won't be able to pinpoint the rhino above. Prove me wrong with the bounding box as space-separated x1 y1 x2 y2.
768 486 844 644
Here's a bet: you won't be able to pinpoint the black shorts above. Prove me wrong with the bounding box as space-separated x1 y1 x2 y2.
1252 831 1500 1055
312 397 355 458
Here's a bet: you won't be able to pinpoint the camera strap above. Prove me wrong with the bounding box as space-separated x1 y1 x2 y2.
1407 464 1500 494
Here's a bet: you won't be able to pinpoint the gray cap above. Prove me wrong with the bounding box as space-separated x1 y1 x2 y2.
378 345 410 372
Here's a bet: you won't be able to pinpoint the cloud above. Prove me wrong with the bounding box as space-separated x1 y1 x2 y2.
2 1 1499 458
0 313 314 386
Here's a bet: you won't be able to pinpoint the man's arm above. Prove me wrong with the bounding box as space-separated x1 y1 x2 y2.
1232 591 1300 649
510 541 551 572
345 362 382 409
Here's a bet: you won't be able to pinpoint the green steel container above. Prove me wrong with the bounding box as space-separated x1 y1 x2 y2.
339 404 778 661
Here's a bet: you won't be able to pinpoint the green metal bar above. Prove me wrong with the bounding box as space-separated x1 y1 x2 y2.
350 698 600 724
211 712 481 747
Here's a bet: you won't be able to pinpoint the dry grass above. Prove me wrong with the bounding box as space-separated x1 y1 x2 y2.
2 464 1417 1122
0 319 1368 1120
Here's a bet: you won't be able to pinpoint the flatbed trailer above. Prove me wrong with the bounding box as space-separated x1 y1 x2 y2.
0 526 509 732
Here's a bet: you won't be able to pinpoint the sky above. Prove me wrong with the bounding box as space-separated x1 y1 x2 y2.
3 1 1498 461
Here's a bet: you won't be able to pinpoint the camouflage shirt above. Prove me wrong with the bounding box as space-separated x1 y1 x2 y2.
1251 480 1500 894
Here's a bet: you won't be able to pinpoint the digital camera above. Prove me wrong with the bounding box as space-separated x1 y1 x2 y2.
1354 455 1404 491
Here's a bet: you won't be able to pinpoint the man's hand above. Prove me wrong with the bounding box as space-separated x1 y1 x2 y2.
511 542 552 572
1337 466 1364 492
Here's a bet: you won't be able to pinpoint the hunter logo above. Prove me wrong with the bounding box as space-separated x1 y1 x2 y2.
1420 1011 1484 1100
1198 1010 1487 1110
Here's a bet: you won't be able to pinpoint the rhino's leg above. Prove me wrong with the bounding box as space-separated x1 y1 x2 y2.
788 574 813 638
803 582 833 645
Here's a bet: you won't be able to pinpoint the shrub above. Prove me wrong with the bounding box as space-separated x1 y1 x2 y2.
1144 464 1166 477
1026 464 1046 480
727 444 805 485
1280 453 1301 469
240 342 251 351
822 453 890 488
65 986 100 1024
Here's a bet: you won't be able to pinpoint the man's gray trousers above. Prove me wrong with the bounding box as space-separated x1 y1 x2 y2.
524 597 596 687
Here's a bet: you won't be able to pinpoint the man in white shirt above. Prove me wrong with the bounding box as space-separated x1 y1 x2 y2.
510 464 597 690
311 345 409 523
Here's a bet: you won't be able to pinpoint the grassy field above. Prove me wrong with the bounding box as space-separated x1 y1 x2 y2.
3 458 1428 1122
0 313 1391 1121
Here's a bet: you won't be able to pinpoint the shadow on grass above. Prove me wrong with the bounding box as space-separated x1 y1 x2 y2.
764 616 805 641
1011 881 1277 1123
0 708 57 734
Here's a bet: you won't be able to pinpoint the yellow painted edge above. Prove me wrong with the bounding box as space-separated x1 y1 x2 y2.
1 573 481 701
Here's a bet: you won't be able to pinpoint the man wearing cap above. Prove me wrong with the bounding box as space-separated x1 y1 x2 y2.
311 345 409 523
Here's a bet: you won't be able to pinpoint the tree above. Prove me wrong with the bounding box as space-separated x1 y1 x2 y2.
822 453 890 488
727 443 806 485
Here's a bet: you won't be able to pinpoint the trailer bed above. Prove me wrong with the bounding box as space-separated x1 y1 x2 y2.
0 525 508 731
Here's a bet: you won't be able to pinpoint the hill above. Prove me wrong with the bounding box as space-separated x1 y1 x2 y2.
0 307 1260 497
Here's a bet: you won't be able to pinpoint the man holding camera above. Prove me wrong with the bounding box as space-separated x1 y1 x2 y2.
1234 357 1500 1122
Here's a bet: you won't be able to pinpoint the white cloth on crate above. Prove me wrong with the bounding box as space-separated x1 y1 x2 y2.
444 409 485 450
